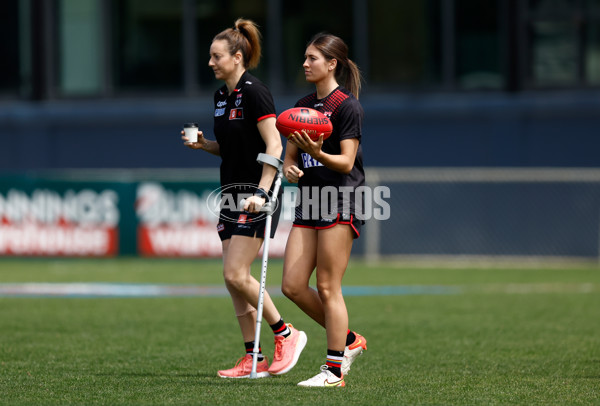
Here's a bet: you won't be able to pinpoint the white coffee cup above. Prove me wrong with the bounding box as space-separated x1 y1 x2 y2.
183 123 198 143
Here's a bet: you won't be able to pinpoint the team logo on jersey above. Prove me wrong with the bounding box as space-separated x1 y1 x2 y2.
323 111 332 118
301 153 324 169
229 108 244 120
217 223 225 232
235 93 242 107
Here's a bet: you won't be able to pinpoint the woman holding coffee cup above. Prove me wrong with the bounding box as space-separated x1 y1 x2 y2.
181 18 306 379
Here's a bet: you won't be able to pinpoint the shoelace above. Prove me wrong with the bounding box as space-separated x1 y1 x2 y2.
305 365 331 384
234 356 251 369
239 355 258 370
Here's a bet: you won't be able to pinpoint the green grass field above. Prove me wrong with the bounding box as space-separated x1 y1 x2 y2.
1 258 599 405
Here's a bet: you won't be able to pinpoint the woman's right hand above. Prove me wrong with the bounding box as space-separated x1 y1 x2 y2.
284 165 304 183
181 130 207 150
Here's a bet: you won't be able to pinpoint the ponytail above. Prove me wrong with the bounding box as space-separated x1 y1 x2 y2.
340 58 362 100
214 18 262 69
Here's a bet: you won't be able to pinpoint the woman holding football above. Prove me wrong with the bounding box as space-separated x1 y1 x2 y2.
182 19 306 379
282 32 367 388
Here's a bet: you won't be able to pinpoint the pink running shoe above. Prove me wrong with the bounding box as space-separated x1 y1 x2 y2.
217 354 270 378
268 324 307 375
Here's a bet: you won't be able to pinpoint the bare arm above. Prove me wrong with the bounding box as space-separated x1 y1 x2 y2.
283 140 303 183
287 131 359 175
181 130 220 156
243 117 283 213
255 117 283 191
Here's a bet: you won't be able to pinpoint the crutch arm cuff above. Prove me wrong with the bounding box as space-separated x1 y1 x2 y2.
256 153 283 171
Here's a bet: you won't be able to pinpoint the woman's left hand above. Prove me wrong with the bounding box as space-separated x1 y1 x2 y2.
288 130 323 160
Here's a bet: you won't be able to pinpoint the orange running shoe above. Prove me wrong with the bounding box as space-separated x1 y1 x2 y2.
267 323 307 375
341 332 367 375
217 354 270 378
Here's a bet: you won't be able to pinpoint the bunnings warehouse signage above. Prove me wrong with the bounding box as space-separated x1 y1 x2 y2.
0 183 120 256
136 182 222 257
136 182 291 257
0 173 290 257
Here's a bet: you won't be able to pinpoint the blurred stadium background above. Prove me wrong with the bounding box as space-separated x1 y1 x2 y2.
1 0 600 263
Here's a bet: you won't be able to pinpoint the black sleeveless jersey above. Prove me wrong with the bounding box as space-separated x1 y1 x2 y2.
213 71 276 196
294 86 365 217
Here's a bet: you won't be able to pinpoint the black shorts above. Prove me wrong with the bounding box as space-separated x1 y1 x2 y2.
293 213 363 239
217 205 282 241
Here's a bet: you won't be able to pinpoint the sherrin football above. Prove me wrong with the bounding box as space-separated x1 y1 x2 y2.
275 107 332 141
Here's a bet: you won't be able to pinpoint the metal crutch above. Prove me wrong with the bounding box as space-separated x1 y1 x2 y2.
247 153 284 379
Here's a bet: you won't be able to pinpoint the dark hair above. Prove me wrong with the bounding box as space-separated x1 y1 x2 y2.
307 33 362 99
213 19 262 69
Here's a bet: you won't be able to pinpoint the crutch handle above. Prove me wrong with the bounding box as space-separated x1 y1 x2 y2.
240 198 271 212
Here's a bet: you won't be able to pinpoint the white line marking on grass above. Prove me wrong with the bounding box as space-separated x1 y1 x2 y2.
0 283 597 298
0 283 458 298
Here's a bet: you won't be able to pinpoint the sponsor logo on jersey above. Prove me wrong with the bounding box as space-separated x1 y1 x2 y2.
314 103 324 107
237 214 248 224
217 100 227 107
215 108 226 117
324 111 332 118
229 108 244 120
301 153 324 169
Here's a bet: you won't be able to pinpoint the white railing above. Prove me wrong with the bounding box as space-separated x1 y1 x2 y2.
363 167 600 265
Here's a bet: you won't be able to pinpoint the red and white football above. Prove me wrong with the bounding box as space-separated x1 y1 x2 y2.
275 107 332 141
